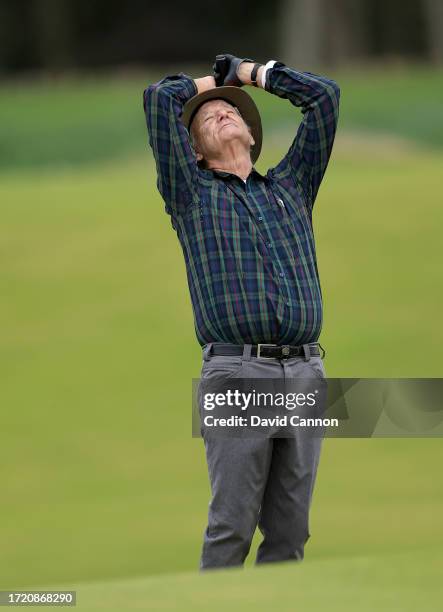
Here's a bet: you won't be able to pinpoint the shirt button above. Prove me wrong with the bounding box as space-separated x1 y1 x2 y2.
277 198 285 208
267 242 272 248
258 216 263 221
279 272 285 278
286 299 290 306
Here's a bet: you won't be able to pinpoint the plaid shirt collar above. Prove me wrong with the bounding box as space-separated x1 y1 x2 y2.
199 166 268 182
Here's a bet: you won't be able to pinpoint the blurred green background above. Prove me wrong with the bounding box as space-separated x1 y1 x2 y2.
1 1 443 610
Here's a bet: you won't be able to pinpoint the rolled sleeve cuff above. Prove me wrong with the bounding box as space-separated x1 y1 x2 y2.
261 60 277 90
179 73 198 101
152 72 198 103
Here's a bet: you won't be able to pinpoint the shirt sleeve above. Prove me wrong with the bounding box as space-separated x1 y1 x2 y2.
266 62 340 209
143 73 200 217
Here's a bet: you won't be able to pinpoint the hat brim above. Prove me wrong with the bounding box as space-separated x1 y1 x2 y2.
181 86 262 164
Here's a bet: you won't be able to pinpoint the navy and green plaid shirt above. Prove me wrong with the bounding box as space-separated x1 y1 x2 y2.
143 62 340 347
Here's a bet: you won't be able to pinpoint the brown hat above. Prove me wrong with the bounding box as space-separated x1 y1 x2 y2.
181 86 263 163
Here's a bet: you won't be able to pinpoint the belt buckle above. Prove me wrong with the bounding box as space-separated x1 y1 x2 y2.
257 343 278 359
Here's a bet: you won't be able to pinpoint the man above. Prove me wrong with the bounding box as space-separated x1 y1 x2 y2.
143 53 340 569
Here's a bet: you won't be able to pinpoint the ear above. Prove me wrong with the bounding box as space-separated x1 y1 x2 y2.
246 125 255 147
190 131 203 161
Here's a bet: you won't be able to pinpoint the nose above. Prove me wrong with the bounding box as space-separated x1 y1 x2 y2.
217 108 230 122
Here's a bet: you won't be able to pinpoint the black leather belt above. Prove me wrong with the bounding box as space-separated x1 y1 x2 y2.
207 342 324 360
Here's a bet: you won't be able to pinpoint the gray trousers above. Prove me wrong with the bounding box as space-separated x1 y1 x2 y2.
198 343 326 570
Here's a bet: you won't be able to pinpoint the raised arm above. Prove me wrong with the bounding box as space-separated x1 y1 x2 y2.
214 56 340 209
263 62 340 208
143 73 216 217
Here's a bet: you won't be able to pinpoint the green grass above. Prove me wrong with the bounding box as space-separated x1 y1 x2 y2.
1 71 442 608
0 66 442 169
336 67 443 147
35 548 443 611
1 141 442 596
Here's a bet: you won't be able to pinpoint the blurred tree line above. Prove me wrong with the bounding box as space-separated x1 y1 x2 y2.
282 0 443 68
0 0 442 75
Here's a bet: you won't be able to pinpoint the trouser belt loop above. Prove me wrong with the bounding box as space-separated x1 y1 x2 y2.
303 343 311 362
242 344 252 362
203 343 213 361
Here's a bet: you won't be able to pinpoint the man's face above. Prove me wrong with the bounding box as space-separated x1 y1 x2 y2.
190 99 254 164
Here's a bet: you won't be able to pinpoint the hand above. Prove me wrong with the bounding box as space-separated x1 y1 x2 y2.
213 53 255 87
